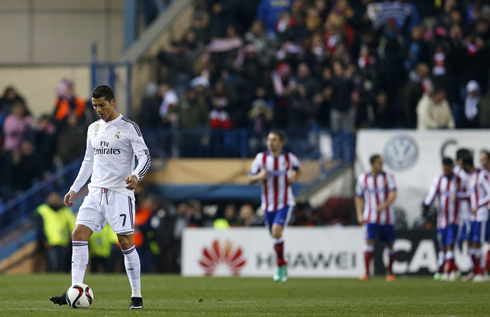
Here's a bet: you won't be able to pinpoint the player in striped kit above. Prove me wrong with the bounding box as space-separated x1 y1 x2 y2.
355 154 397 281
462 155 490 282
423 158 465 281
248 130 302 282
454 149 471 254
479 150 490 277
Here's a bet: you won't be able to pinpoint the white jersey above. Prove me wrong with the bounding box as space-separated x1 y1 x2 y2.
355 172 396 225
249 151 300 212
467 169 490 222
423 174 465 229
70 114 151 199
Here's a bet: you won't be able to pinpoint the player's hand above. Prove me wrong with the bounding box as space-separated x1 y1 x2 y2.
471 207 478 214
376 204 386 212
257 169 269 181
357 215 364 226
287 176 296 186
64 190 76 207
125 175 138 190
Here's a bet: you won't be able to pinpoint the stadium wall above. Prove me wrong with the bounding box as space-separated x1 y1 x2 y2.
356 130 490 227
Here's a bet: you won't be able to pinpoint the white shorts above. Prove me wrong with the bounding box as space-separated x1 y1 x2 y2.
76 187 135 235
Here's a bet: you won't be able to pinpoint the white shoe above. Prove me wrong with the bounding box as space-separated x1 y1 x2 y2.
461 272 475 282
440 273 449 281
473 274 485 282
448 272 457 281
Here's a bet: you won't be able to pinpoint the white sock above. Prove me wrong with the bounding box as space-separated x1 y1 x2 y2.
122 245 142 297
71 241 89 285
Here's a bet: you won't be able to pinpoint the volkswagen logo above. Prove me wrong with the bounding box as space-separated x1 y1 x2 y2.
383 135 419 171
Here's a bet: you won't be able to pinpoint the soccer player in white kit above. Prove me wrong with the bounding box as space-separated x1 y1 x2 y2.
355 154 397 281
479 150 490 275
50 85 151 309
248 130 302 282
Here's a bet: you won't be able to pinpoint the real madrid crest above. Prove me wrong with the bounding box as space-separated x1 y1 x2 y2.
114 131 121 139
94 124 100 132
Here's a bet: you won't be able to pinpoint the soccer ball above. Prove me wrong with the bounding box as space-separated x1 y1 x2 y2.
66 283 94 309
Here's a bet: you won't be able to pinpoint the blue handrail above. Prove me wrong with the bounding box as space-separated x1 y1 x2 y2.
0 157 83 237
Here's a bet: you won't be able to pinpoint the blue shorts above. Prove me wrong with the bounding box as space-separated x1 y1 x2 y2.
458 220 470 242
366 223 395 245
438 224 459 249
469 221 487 244
264 206 293 233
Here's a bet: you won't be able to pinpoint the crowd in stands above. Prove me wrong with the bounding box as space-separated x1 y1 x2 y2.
139 0 490 132
0 80 95 204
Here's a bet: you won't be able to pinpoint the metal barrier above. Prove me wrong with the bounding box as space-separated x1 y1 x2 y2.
0 158 82 238
142 128 355 160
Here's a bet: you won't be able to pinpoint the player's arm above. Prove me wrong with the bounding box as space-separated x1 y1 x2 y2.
287 153 302 185
127 123 151 190
65 128 95 207
248 154 268 184
422 176 439 213
354 175 365 225
376 173 397 211
476 175 490 210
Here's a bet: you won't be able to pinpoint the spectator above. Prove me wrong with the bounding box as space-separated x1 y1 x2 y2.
191 11 211 45
0 86 25 121
52 78 92 125
34 115 57 173
245 20 269 54
158 82 179 125
89 224 118 273
329 61 355 132
257 0 292 36
238 204 262 227
36 192 75 272
272 62 296 128
13 140 43 192
417 88 455 130
209 81 233 129
56 112 87 166
463 80 480 128
206 0 235 38
372 91 392 129
224 204 241 227
139 82 162 128
168 87 208 129
403 63 431 128
3 101 32 152
0 139 14 203
248 99 273 133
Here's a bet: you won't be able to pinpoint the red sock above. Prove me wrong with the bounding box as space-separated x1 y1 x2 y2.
445 258 455 274
386 252 395 274
484 251 490 273
472 254 481 274
364 252 373 275
274 241 286 267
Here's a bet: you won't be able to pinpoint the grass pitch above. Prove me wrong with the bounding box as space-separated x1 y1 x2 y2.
0 274 488 316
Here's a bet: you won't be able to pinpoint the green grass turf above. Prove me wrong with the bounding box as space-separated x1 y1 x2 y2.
0 274 488 316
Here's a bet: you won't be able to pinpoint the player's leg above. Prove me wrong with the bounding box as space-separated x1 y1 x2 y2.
270 206 293 283
50 190 103 306
472 220 486 282
361 223 376 280
436 228 447 280
380 225 396 281
483 221 490 277
106 191 143 309
445 224 459 281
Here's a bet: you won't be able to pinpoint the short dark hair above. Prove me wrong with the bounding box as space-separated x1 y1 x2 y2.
269 130 286 142
92 85 114 101
442 157 454 165
370 154 381 164
462 156 474 167
456 148 471 160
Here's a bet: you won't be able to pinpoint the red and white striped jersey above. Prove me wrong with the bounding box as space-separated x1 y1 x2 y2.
467 169 490 222
250 151 300 212
423 175 465 229
453 164 470 222
355 172 396 225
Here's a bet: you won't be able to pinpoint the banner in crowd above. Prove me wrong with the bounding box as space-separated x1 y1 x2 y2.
182 227 364 277
356 130 490 226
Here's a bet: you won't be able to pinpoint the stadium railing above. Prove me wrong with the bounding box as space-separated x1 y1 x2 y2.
0 158 83 239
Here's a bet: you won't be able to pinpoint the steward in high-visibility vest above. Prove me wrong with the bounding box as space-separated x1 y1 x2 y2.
89 224 118 273
37 203 75 247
